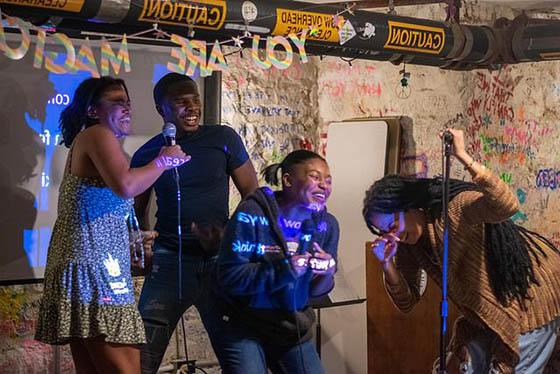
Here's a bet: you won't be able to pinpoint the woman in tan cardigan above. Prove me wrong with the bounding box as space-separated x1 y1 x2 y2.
362 128 560 373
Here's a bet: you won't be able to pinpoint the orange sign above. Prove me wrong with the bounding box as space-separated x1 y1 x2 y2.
384 21 445 55
273 8 341 43
139 0 226 31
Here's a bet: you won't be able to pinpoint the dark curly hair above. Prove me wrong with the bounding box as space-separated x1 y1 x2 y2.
363 174 557 308
59 76 128 148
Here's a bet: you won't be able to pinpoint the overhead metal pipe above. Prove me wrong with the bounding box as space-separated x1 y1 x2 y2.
2 0 560 70
511 15 560 62
0 0 102 20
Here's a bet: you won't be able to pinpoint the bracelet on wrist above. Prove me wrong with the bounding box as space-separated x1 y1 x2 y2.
464 159 477 170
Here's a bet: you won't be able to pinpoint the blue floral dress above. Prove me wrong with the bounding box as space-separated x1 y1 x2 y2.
35 166 145 345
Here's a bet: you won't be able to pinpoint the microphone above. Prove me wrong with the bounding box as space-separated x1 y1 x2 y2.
162 122 176 146
443 131 453 144
298 219 315 255
161 122 180 179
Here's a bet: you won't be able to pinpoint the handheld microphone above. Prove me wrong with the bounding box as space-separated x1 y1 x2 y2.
162 122 177 146
298 219 315 255
161 121 180 179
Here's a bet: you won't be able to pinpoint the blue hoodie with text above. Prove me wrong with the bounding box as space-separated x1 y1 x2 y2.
216 186 340 346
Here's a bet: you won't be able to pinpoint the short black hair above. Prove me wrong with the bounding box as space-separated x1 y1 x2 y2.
261 149 326 186
153 72 198 107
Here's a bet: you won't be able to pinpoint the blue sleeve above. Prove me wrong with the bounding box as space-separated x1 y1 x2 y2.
322 215 340 261
223 126 250 173
130 151 147 168
130 136 162 168
217 201 298 296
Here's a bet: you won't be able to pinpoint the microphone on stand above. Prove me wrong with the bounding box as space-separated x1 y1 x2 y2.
161 122 180 176
162 122 177 146
442 131 453 145
442 130 453 157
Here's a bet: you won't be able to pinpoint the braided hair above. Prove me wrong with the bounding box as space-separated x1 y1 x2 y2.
59 76 128 148
261 149 326 186
362 174 557 308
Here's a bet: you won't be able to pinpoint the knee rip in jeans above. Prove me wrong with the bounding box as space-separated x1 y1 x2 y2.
457 359 499 374
144 300 166 311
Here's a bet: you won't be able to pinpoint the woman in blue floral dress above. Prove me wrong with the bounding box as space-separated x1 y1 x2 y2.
35 77 189 373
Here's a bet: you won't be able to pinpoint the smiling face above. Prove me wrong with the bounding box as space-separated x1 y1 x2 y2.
89 84 132 138
368 210 425 244
282 158 332 211
158 80 202 136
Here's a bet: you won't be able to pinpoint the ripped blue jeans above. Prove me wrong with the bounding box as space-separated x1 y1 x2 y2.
138 245 222 374
462 318 560 373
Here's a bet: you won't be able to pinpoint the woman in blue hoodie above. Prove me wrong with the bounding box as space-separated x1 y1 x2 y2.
214 149 339 374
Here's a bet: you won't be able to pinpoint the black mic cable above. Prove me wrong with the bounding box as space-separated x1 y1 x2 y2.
294 219 315 374
162 122 183 301
298 219 315 255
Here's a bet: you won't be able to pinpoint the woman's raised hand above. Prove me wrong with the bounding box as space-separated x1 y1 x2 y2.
439 128 468 160
156 145 191 169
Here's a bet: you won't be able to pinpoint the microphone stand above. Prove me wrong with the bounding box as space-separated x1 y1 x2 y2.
173 164 194 373
173 168 198 373
164 127 199 373
438 132 453 374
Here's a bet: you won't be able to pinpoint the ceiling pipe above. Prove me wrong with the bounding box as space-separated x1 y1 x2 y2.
1 0 559 70
510 14 560 62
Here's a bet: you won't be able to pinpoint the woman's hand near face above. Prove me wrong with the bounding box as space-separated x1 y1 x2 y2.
371 233 403 286
371 233 399 269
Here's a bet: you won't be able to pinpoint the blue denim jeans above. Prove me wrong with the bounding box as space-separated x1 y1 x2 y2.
462 318 560 373
138 245 222 374
212 311 325 374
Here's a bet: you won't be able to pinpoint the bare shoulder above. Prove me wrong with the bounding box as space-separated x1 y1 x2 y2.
79 125 120 149
80 124 114 138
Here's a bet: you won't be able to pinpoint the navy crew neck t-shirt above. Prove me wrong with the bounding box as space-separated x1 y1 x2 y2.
131 125 249 255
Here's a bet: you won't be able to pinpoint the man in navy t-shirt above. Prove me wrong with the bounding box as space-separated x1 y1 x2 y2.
131 73 257 374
